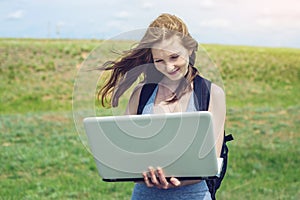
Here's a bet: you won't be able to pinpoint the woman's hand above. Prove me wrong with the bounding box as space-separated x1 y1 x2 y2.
142 167 181 189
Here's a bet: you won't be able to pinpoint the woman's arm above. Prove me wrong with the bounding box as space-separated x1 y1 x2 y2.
208 83 226 156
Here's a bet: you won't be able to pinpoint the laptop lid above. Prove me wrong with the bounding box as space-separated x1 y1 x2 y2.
83 111 222 182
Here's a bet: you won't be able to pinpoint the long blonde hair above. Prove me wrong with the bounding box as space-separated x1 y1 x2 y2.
98 13 199 107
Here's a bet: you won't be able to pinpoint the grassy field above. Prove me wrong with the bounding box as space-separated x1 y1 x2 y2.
0 38 299 199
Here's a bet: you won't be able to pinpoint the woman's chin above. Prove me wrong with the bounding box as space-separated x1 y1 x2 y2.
164 74 185 82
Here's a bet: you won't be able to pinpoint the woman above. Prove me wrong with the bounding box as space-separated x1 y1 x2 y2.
98 13 225 200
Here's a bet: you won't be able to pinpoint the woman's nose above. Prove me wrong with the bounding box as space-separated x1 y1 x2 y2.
165 62 175 71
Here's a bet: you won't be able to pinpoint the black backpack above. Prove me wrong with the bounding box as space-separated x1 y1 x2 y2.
137 75 233 200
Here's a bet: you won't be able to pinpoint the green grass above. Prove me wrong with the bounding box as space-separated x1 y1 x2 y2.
0 38 299 199
0 112 133 199
220 106 300 199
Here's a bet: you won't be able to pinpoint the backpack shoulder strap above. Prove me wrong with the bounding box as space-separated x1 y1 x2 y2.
193 75 211 111
137 83 157 115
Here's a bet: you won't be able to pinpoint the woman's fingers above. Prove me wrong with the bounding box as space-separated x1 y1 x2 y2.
156 167 169 189
148 166 160 186
170 177 181 187
142 172 154 187
142 167 181 189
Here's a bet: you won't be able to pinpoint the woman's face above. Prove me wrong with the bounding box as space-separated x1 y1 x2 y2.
151 35 191 82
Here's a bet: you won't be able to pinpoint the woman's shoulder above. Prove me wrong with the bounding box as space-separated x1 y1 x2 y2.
125 83 144 115
210 83 225 98
209 83 226 110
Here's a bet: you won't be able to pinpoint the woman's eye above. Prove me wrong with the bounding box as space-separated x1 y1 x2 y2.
171 55 179 59
154 59 163 63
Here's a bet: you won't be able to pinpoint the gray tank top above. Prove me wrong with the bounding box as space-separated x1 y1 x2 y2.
142 86 197 114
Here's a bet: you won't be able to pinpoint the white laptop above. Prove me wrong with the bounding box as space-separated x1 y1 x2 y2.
83 111 223 182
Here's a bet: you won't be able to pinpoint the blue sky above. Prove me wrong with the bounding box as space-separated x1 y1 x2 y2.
1 0 300 48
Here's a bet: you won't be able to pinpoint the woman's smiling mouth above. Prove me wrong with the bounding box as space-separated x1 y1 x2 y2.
167 68 180 75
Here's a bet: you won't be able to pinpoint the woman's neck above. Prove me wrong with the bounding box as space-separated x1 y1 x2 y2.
159 77 182 92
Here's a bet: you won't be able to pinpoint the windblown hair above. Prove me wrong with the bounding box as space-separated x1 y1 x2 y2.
98 13 199 107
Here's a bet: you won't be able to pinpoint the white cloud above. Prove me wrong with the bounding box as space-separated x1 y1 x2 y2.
6 10 24 20
199 0 216 8
256 18 273 27
115 11 130 19
256 6 300 30
199 19 230 28
141 1 154 9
